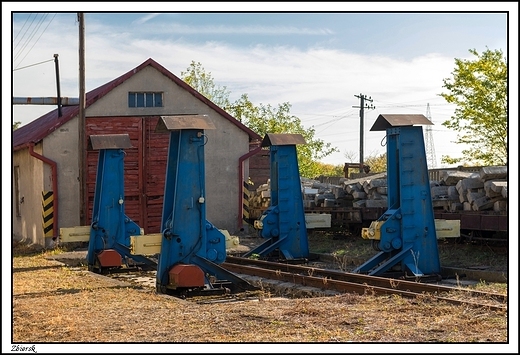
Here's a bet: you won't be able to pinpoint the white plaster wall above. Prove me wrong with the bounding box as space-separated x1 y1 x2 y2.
12 147 46 246
43 118 81 230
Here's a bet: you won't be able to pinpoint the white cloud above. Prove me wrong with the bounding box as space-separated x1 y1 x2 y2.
131 13 161 25
8 33 469 166
7 11 511 168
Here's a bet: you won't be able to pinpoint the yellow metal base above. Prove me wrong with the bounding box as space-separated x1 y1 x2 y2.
130 230 239 255
434 219 461 239
59 226 91 243
361 219 461 240
130 233 162 255
60 226 144 243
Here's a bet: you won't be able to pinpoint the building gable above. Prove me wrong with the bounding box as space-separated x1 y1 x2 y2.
13 58 260 150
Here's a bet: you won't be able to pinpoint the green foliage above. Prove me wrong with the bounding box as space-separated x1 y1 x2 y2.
227 94 338 178
439 48 507 166
180 61 232 109
343 150 387 175
180 62 339 178
13 121 21 130
364 152 387 173
314 162 344 177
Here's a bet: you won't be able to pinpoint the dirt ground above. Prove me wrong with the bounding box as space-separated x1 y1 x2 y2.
9 237 515 353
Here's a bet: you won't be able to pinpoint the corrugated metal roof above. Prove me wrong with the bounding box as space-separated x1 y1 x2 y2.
155 115 216 132
261 133 307 147
13 58 261 150
370 114 433 131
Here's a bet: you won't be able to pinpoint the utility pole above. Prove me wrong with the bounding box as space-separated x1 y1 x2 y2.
424 103 437 168
78 13 86 225
53 54 62 117
353 93 375 173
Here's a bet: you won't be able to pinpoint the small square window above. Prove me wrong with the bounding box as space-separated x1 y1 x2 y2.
154 93 163 107
145 93 154 107
128 92 163 108
136 93 145 107
128 93 136 107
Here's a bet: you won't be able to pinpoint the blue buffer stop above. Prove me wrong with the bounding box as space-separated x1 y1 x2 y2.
243 133 309 261
154 115 257 296
353 114 441 277
86 134 156 272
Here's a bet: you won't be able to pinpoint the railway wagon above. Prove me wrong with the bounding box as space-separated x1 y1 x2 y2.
246 165 508 241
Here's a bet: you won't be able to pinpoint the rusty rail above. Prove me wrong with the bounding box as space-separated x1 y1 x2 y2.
223 256 507 311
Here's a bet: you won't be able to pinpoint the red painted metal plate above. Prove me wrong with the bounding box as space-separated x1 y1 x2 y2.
97 249 122 267
169 264 205 288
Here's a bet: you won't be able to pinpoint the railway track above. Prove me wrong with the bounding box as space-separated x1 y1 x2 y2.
94 255 506 311
221 256 507 311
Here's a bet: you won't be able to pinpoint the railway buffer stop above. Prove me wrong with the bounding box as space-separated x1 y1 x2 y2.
153 115 257 297
353 114 441 279
243 133 310 262
86 134 157 272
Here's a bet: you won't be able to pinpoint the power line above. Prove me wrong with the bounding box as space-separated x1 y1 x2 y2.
13 13 37 52
12 58 54 71
374 103 453 108
13 13 57 69
13 13 35 45
13 13 48 63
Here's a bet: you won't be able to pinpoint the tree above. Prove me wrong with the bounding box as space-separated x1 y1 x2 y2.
227 94 338 178
181 61 231 109
439 48 507 166
181 63 339 178
343 150 387 176
314 162 344 177
13 121 21 130
364 152 387 173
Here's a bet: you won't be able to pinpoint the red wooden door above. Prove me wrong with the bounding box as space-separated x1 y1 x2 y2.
142 117 169 232
85 116 168 234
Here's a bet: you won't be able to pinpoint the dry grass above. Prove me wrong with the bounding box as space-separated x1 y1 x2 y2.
10 240 511 350
307 231 509 273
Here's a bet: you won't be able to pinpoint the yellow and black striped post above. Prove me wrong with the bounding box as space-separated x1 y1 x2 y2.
42 191 54 237
242 180 252 226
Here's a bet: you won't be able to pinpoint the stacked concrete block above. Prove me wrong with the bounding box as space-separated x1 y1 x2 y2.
314 193 335 207
472 195 504 211
376 186 388 195
494 200 508 212
431 185 450 199
365 199 388 208
351 190 367 199
332 185 346 199
479 166 507 181
431 166 507 213
302 173 390 209
302 188 318 208
447 186 459 200
502 186 508 199
358 177 388 205
345 183 362 195
484 180 505 198
248 166 507 216
440 170 479 185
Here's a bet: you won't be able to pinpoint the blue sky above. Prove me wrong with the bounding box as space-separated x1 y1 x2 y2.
5 3 517 168
4 5 519 353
